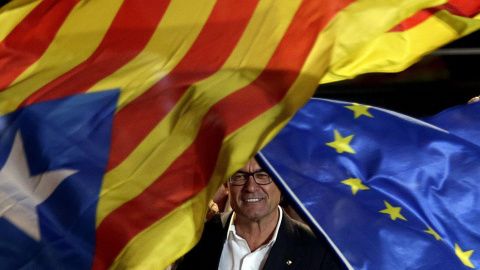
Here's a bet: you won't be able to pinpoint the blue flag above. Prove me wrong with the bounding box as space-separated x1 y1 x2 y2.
0 91 118 269
423 103 480 147
258 98 480 270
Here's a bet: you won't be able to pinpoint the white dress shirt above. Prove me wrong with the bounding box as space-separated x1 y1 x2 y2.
218 206 283 270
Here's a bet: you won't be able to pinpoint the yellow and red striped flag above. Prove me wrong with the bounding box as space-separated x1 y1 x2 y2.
320 0 480 83
0 0 478 269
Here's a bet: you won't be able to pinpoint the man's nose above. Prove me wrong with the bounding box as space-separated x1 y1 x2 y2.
243 175 259 191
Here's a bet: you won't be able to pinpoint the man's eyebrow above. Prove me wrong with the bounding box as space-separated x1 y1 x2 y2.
235 169 266 174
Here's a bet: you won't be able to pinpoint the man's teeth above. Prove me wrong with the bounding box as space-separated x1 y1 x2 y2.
244 198 261 202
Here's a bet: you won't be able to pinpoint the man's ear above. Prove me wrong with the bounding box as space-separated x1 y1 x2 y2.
223 182 228 192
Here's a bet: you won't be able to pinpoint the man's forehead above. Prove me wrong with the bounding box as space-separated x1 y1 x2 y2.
238 158 263 171
235 168 265 174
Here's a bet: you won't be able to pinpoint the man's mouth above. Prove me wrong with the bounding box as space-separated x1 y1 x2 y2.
243 198 262 202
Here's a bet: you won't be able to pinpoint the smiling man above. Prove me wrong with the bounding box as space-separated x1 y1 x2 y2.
174 157 342 270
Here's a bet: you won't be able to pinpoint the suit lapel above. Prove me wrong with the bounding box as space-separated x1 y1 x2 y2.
263 210 297 270
210 212 233 267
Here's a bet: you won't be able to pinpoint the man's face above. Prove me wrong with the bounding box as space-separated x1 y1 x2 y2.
228 158 281 223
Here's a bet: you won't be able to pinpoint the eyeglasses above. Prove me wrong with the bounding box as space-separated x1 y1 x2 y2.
229 171 273 186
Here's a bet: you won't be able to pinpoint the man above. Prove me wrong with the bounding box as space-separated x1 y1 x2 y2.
174 157 342 269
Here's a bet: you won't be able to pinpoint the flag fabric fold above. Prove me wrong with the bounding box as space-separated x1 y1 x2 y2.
1 0 479 268
258 99 480 270
320 0 480 83
423 103 480 146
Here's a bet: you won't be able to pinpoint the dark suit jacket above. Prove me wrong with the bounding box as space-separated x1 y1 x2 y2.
174 210 342 269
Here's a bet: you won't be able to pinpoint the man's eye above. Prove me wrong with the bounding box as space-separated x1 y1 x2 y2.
256 173 269 179
234 174 246 180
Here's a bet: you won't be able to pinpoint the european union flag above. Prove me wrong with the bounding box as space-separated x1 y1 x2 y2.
258 98 480 270
423 103 480 147
0 91 118 269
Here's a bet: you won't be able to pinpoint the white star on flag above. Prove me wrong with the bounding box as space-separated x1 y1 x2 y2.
0 131 77 241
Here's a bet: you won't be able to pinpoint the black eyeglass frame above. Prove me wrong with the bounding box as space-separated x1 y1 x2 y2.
229 171 273 186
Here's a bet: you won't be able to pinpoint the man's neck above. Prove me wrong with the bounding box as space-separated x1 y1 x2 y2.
233 208 280 252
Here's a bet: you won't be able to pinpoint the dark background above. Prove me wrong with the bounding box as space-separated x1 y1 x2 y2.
315 30 480 118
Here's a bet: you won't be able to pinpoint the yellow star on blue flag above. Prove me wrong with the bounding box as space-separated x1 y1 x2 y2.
424 226 442 241
379 200 407 221
326 129 356 154
344 103 374 119
341 177 370 195
455 243 475 268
